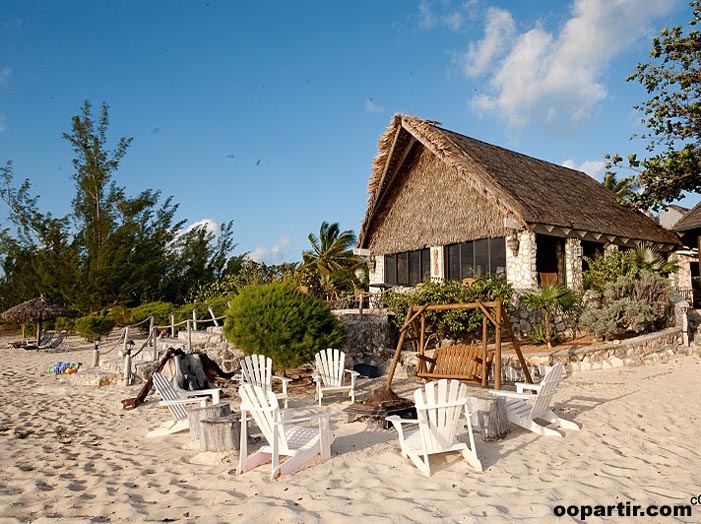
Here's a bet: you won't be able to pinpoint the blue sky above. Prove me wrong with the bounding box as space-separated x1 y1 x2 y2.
0 0 697 264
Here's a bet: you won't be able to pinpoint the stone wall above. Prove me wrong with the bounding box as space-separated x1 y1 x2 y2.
331 310 395 368
565 237 582 289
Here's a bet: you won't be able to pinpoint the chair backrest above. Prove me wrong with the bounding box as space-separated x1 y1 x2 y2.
239 383 287 450
315 348 345 387
152 372 188 421
413 379 468 453
49 331 66 348
432 344 493 380
38 330 54 346
240 355 273 389
530 363 564 420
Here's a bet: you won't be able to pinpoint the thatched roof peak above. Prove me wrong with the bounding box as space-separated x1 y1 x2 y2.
359 114 680 250
673 200 701 232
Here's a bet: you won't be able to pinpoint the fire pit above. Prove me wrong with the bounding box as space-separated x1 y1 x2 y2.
343 387 416 429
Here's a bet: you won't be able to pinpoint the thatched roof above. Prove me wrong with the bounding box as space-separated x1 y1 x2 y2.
359 114 681 251
673 200 701 232
0 296 69 323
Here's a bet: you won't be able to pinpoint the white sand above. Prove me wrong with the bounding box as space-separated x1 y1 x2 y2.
1 338 700 524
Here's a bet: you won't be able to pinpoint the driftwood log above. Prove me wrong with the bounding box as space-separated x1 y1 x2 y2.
187 403 232 441
200 414 241 452
467 394 509 441
121 348 176 410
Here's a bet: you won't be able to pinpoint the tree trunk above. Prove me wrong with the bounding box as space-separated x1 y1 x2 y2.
187 404 231 441
200 415 241 452
467 394 509 441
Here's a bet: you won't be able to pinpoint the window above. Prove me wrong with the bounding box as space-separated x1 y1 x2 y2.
384 248 431 286
444 237 506 280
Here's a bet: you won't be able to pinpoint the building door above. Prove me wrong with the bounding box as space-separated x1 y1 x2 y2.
536 234 565 286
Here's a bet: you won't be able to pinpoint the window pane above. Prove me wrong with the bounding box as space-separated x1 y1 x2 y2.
474 239 489 276
447 244 460 280
397 252 409 285
421 249 430 282
490 237 506 275
409 250 421 286
460 242 474 278
385 254 397 285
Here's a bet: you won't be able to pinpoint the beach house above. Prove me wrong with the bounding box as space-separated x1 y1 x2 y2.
357 114 681 292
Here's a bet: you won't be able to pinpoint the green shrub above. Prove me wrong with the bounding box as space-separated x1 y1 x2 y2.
583 245 678 292
54 317 75 333
382 275 513 344
74 314 115 342
519 283 574 347
105 305 134 327
223 282 346 373
129 301 175 325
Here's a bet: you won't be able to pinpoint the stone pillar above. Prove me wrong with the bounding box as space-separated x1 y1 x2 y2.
430 246 444 280
368 254 385 290
565 237 583 289
505 231 537 291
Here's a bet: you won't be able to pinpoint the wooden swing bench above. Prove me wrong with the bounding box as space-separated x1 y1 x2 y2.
415 344 494 385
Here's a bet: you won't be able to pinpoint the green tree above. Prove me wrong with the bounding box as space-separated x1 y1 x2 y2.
301 221 363 299
601 172 639 204
606 1 701 210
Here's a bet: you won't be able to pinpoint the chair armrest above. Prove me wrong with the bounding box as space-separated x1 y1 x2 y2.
159 398 209 407
345 369 360 377
489 390 539 400
515 382 541 394
415 354 436 364
272 375 293 384
385 415 419 425
179 388 220 397
285 411 338 424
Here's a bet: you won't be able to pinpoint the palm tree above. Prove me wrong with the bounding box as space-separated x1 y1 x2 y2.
301 222 364 298
602 172 639 204
519 283 575 348
633 242 679 275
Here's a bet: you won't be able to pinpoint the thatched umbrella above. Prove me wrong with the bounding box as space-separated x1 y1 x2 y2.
0 296 69 345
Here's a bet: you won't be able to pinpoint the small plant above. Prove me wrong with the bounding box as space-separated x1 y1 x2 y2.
129 301 175 325
74 314 115 342
223 282 346 373
519 283 574 348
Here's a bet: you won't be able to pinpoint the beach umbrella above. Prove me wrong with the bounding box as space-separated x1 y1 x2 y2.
0 295 70 345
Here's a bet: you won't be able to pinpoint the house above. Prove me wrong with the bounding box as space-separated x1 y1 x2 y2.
672 201 701 303
658 205 689 230
357 114 681 292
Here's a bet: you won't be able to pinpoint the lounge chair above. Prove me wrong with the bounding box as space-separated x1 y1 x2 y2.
239 354 291 408
386 379 482 477
145 372 222 438
237 383 335 480
490 363 580 438
8 330 54 350
39 330 68 352
312 348 359 405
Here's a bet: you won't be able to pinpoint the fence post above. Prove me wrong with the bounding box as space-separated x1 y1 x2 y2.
358 292 364 319
170 314 175 337
92 341 100 368
208 305 219 327
152 326 158 361
123 326 129 356
187 319 192 351
192 309 198 331
123 350 132 386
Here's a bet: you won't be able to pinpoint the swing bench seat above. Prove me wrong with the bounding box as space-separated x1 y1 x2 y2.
415 344 494 384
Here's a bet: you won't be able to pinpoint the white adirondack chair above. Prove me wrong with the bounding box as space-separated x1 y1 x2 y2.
240 354 292 408
146 372 222 438
490 363 580 438
312 348 359 405
237 383 335 480
386 379 482 477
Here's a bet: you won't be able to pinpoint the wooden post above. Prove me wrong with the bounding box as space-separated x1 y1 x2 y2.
494 301 502 390
123 326 129 356
501 311 533 384
187 320 192 351
123 349 132 386
384 308 414 389
208 306 219 327
358 292 364 318
92 341 100 368
200 415 241 452
192 309 198 331
481 316 488 387
152 327 159 361
697 235 701 281
170 314 175 337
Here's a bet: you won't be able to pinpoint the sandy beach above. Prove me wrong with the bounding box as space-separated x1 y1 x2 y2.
1 337 699 524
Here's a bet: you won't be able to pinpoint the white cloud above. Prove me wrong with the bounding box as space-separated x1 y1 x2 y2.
364 98 385 114
561 159 606 179
0 115 6 132
183 218 220 235
249 235 292 264
0 67 10 88
418 0 468 31
464 0 676 128
462 7 516 77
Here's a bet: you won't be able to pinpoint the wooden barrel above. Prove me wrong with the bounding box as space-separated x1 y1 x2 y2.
200 414 241 452
187 403 231 441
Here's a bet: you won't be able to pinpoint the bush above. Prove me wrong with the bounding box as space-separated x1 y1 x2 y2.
223 282 346 373
74 314 115 342
382 275 513 344
54 316 75 333
579 273 670 340
105 305 134 327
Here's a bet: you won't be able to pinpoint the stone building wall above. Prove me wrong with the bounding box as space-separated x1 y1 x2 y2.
565 237 583 289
